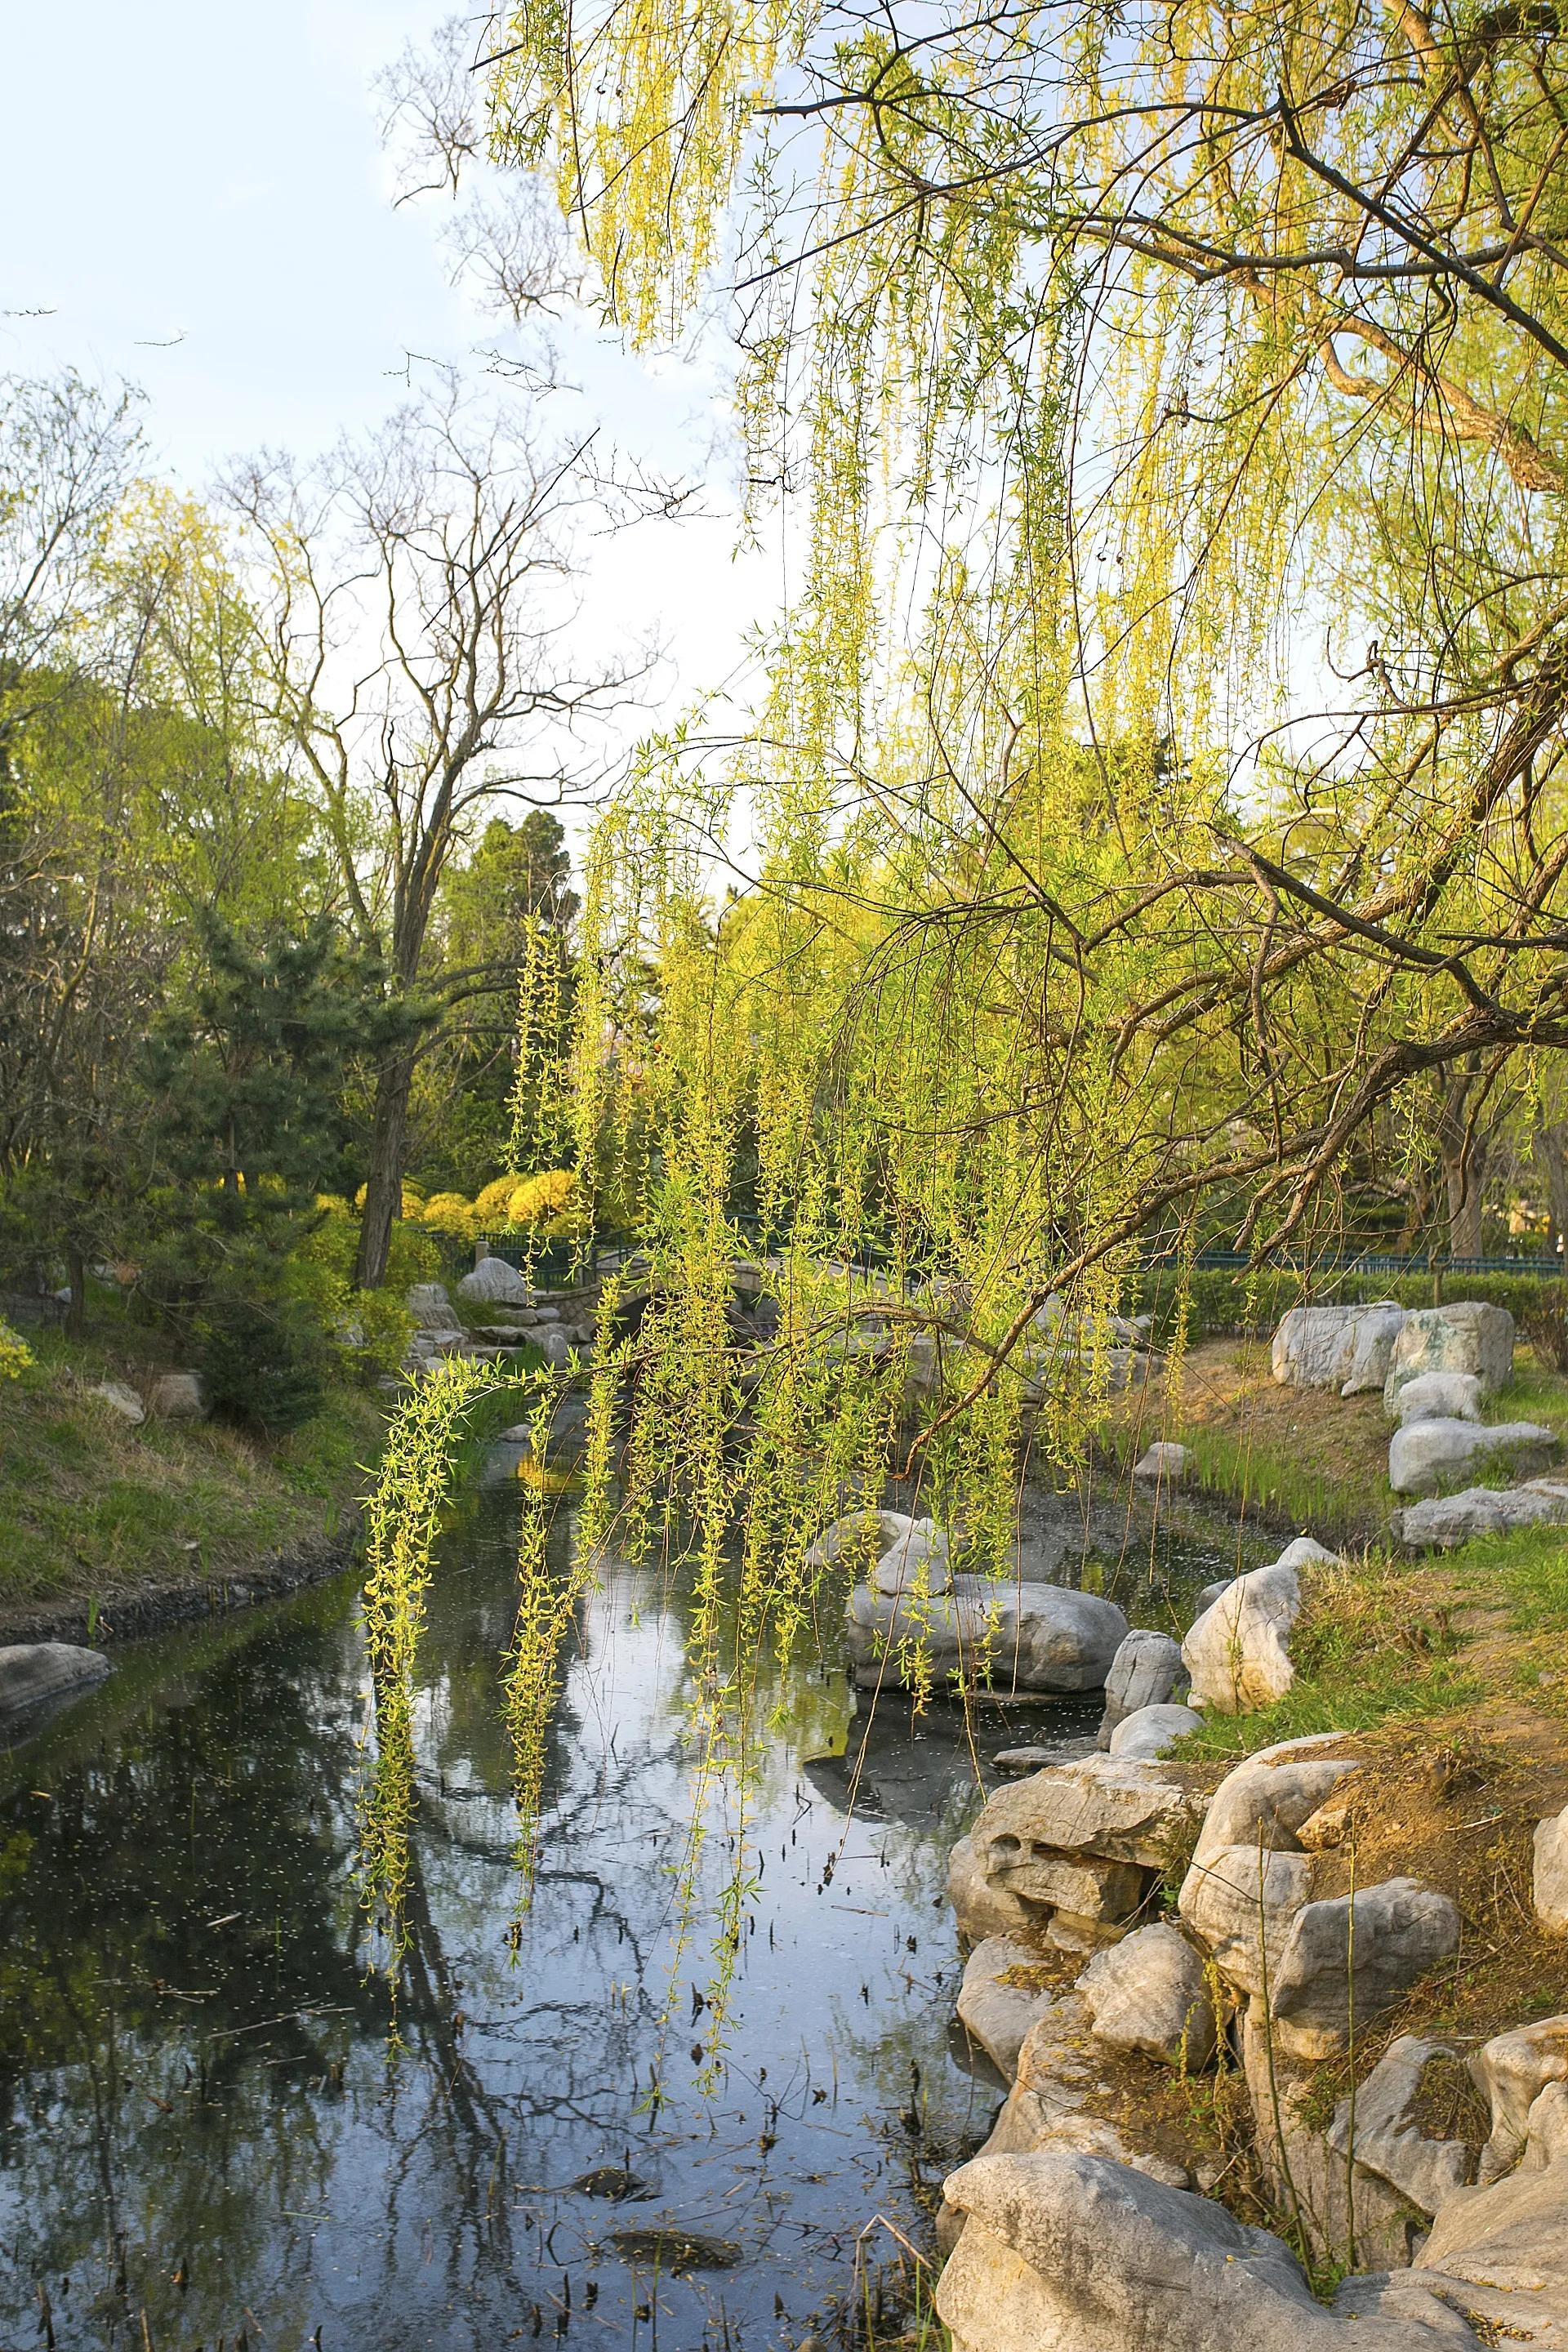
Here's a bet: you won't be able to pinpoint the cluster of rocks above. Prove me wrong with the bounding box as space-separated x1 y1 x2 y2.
1024 1294 1161 1397
88 1370 206 1424
941 1732 1568 2350
1276 1297 1568 1545
400 1269 596 1383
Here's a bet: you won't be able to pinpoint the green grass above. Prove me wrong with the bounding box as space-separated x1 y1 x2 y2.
1170 1510 1568 1765
1176 1427 1376 1546
0 1326 384 1611
1172 1554 1486 1763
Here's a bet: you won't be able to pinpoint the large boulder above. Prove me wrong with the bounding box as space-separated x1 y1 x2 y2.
1390 1370 1484 1427
1193 1738 1362 1870
938 2143 1568 2352
1414 2140 1568 2304
848 1577 1127 1694
1383 1302 1515 1410
936 2151 1334 2351
1182 1561 1300 1714
0 1642 111 1722
1388 1417 1557 1497
1078 1923 1219 2069
1177 1740 1365 1998
804 1506 915 1568
1098 1628 1187 1746
1273 1535 1343 1572
957 1936 1058 2079
1536 1808 1568 1934
871 1520 951 1597
1178 1842 1313 1998
1109 1703 1203 1759
89 1379 145 1425
970 1753 1208 1873
1267 1879 1461 2060
406 1282 461 1330
1272 1303 1407 1396
1469 2014 1568 2178
457 1256 532 1305
1392 1479 1568 1548
148 1370 206 1421
948 1833 1042 1944
1325 2037 1477 2218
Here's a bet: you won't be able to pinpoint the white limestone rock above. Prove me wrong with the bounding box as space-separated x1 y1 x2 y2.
1108 1703 1203 1759
1326 2037 1477 2219
1470 2014 1568 2179
1272 1303 1406 1396
970 1752 1207 1874
405 1282 460 1330
1178 1842 1314 1998
1098 1628 1187 1746
457 1256 532 1304
936 2151 1331 2352
871 1519 951 1597
89 1379 145 1425
1131 1441 1190 1482
1522 2080 1568 2172
1391 1370 1485 1426
1267 1879 1461 2060
804 1506 915 1570
968 1579 1129 1692
1193 1737 1362 1871
948 1833 1043 1945
958 1936 1058 2080
1272 1535 1343 1571
148 1370 206 1420
1392 1477 1568 1549
846 1576 1127 1693
1414 2146 1568 2305
938 2143 1568 2352
1383 1301 1515 1409
1535 1807 1568 1935
1182 1562 1300 1714
1078 1923 1219 2069
1388 1416 1557 1497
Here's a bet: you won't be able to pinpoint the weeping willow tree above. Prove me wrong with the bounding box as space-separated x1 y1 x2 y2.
374 0 1568 1257
359 2 1568 1982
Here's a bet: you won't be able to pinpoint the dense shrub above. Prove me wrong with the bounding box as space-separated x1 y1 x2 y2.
196 1273 332 1434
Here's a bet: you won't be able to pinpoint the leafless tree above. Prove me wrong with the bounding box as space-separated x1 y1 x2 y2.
227 376 647 1288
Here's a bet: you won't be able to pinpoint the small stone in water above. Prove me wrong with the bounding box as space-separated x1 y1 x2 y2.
608 2227 743 2270
569 2167 651 2201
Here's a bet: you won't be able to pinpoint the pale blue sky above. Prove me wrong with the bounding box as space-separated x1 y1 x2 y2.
0 0 773 745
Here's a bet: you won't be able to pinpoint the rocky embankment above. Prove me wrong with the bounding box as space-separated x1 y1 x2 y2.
807 1433 1568 2349
939 1721 1568 2348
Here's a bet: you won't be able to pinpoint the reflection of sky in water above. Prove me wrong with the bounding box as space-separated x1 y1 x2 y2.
0 1496 1040 2352
0 1486 1246 2350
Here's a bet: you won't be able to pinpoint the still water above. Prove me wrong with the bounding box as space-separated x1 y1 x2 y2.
0 1481 1241 2352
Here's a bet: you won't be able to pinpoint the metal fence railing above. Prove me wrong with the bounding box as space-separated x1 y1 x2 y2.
426 1218 1568 1291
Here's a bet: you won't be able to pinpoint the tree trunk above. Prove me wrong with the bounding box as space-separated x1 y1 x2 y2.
1436 1066 1489 1263
1534 1118 1568 1263
354 1054 416 1290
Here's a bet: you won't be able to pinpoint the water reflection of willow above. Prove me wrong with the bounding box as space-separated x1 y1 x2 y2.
361 1355 897 2067
360 1356 515 1963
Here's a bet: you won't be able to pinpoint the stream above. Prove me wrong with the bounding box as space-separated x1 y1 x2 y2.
0 1474 1247 2352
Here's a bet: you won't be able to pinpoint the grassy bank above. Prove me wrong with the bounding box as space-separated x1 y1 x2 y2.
0 1322 385 1637
1098 1336 1568 1544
